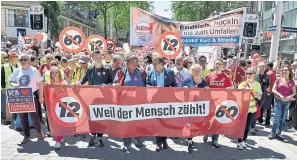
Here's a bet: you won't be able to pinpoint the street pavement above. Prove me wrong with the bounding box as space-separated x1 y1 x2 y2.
1 120 297 160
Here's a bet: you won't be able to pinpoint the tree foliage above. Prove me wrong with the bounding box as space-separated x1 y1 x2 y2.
111 1 152 43
40 1 63 38
66 1 152 40
172 1 247 21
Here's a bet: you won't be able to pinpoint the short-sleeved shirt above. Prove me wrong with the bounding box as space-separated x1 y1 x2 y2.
229 65 245 84
172 67 191 87
276 79 295 97
238 81 262 113
10 66 43 92
205 72 232 88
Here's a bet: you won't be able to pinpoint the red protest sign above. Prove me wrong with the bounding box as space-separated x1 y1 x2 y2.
59 26 86 53
85 35 107 55
106 39 116 52
44 85 251 138
6 88 35 113
23 35 35 48
49 93 87 128
157 31 182 59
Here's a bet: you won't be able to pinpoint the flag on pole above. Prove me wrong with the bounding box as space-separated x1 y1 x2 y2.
17 33 26 55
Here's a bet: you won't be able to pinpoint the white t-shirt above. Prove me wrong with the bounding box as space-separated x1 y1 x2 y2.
172 67 191 87
10 66 43 92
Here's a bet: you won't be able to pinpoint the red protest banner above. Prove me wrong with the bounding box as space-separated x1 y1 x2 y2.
44 85 251 138
6 88 36 113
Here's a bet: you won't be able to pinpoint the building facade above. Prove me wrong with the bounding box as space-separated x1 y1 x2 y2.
58 2 99 38
1 1 48 46
1 1 99 47
258 1 297 59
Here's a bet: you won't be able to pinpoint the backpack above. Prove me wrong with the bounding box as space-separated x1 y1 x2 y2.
117 68 146 86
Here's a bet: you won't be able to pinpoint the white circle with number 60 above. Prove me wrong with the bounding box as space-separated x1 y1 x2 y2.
55 97 83 123
214 100 239 124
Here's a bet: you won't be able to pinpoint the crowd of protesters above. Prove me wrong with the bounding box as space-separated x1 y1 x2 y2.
1 45 297 153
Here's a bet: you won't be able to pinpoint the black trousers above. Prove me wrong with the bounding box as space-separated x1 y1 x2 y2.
19 91 42 138
156 136 167 145
292 106 297 130
258 94 274 125
91 133 103 137
238 112 256 142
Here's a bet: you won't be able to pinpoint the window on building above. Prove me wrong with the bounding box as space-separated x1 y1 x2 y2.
6 9 29 27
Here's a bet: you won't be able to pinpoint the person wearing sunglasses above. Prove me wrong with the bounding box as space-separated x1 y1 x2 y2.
78 50 113 147
172 56 191 88
237 67 262 150
183 57 193 71
269 66 296 140
146 56 177 152
203 58 233 148
9 53 45 144
198 55 211 78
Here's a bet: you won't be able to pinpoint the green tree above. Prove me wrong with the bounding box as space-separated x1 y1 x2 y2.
40 1 63 38
172 1 247 21
111 1 152 44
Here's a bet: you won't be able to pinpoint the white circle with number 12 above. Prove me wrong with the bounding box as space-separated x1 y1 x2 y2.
214 100 239 124
161 35 180 56
63 30 83 50
87 38 105 51
55 97 83 123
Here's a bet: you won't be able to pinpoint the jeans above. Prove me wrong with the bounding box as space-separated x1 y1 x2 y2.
1 91 6 119
123 137 141 147
14 114 33 128
238 112 256 142
271 99 291 134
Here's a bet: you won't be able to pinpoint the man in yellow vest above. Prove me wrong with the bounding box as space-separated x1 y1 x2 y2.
199 55 211 78
1 52 19 125
76 56 89 84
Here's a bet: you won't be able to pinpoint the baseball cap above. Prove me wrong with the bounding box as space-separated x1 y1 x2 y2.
79 56 88 64
61 57 68 63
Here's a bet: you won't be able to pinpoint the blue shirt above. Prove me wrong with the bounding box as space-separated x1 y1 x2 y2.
154 70 165 87
123 71 143 86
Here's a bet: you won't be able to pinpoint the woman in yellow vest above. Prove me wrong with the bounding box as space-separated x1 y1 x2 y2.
237 67 262 150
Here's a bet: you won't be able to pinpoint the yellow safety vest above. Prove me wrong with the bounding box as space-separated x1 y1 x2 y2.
44 71 51 83
201 67 211 78
3 63 18 89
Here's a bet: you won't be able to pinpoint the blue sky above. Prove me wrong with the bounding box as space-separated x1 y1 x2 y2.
152 1 172 19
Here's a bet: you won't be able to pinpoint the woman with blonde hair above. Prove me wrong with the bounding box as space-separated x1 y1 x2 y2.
49 66 68 149
181 64 208 153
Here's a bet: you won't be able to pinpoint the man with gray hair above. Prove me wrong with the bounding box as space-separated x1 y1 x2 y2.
111 54 122 81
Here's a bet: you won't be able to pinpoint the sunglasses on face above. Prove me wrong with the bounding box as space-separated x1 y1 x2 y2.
188 62 193 64
47 58 53 60
199 60 206 62
20 59 28 62
51 71 59 74
282 69 289 72
51 64 57 66
246 72 253 75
